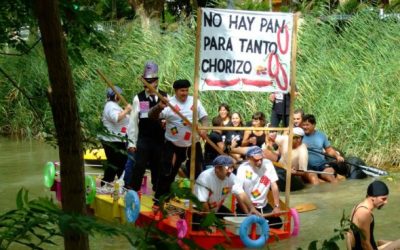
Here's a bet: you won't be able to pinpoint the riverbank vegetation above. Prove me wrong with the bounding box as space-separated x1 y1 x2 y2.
1 2 399 169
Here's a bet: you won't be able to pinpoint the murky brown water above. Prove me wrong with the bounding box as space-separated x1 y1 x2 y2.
1 137 399 249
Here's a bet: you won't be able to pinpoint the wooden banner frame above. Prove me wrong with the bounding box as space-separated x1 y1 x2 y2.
191 9 300 227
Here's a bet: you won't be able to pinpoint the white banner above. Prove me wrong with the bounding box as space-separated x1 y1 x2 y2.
198 8 293 92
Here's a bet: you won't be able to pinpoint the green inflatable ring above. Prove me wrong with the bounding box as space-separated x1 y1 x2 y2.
43 162 56 188
85 175 96 205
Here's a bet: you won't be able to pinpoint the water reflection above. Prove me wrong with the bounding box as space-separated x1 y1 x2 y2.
1 137 398 250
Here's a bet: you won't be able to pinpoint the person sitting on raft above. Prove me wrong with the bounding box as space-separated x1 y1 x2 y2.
268 127 310 190
232 146 283 229
194 155 236 215
193 155 236 230
301 114 344 183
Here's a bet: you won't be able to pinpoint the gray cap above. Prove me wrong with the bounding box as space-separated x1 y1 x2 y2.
212 155 234 166
106 86 122 98
246 146 263 158
143 61 158 79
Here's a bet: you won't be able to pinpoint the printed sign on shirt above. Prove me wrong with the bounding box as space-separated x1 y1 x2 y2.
139 101 150 118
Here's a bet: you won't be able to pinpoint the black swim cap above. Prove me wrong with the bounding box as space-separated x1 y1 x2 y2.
367 180 389 197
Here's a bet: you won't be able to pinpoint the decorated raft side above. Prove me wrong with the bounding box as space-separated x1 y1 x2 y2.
45 160 299 249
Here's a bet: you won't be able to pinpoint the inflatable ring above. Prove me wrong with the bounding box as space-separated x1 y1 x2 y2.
239 215 270 248
125 190 140 223
43 162 56 188
177 219 188 239
290 208 300 236
85 175 96 205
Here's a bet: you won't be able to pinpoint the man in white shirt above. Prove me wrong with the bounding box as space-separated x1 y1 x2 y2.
233 146 282 228
149 79 208 205
194 155 236 214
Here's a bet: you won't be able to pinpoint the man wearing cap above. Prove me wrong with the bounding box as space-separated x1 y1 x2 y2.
125 61 168 190
232 146 282 228
99 86 132 185
149 79 208 205
194 155 236 218
270 127 312 190
301 114 344 183
348 180 400 250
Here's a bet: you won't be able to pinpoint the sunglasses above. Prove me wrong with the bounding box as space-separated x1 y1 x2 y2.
144 77 158 84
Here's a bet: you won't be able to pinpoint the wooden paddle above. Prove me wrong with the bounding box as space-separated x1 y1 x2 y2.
294 203 317 213
96 69 129 106
308 148 388 176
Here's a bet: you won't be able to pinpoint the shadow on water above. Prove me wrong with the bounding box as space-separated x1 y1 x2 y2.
1 136 399 250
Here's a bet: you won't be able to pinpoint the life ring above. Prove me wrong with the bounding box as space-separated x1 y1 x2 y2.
125 190 140 223
176 219 188 239
239 215 270 248
43 162 56 188
290 208 300 236
85 175 96 205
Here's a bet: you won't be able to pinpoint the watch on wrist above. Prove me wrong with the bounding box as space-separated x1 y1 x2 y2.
274 204 280 208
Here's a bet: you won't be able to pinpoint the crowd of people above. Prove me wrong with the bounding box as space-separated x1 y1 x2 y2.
97 61 399 249
98 60 351 229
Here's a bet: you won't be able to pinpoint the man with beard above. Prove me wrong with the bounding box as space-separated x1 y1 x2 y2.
348 180 400 250
232 146 282 228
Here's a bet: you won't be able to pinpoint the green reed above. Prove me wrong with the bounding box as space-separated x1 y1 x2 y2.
0 10 399 167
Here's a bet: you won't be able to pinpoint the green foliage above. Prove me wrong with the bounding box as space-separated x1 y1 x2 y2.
1 4 400 166
0 188 211 249
236 0 272 11
296 10 400 166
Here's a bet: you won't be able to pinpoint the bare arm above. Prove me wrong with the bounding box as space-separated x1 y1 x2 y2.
325 146 344 162
234 192 261 216
354 208 375 250
270 182 281 213
241 130 252 146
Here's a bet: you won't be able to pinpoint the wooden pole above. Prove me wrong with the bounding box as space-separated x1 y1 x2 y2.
96 69 129 106
187 7 204 234
284 12 300 209
138 76 228 157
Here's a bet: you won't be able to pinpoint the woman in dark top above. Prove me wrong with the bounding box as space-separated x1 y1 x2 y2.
226 111 244 146
242 111 268 148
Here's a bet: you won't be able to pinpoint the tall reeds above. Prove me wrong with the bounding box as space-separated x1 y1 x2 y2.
1 10 399 167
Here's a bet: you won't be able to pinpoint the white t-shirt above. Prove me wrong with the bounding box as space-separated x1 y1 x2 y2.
160 96 207 147
275 135 308 171
99 101 129 142
194 168 236 212
233 159 278 208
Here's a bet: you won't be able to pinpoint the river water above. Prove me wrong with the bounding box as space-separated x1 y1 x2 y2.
1 137 399 250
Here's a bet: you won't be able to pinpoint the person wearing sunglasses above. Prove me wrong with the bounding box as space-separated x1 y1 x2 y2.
125 61 168 191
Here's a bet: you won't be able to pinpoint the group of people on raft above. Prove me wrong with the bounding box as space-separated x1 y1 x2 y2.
98 60 345 223
98 61 400 249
